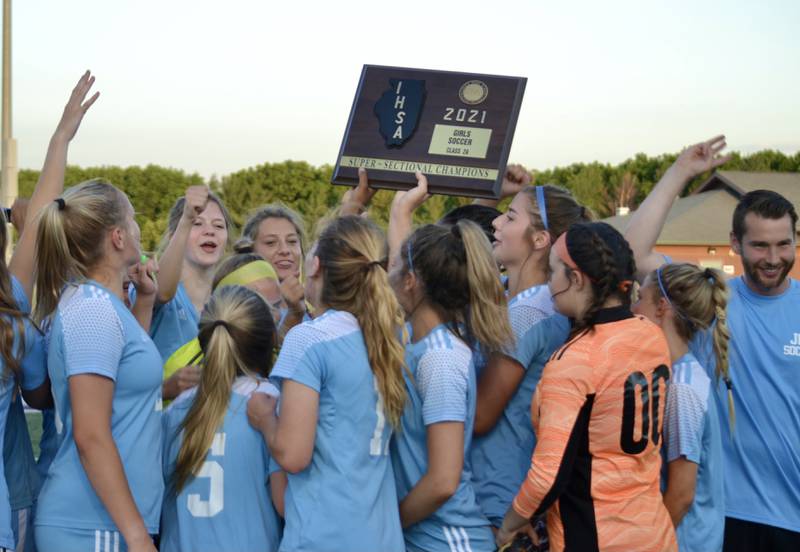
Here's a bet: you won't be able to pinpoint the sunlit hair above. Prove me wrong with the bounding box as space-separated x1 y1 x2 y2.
520 184 592 243
173 285 276 493
315 216 406 429
649 263 734 426
212 253 265 289
402 221 513 353
34 179 130 322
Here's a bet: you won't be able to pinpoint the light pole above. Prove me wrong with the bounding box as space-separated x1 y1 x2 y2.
1 0 16 258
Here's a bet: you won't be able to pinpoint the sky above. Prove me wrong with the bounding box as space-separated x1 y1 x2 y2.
10 0 800 178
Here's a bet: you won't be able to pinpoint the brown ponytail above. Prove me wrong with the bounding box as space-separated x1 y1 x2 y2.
0 219 27 380
403 221 513 353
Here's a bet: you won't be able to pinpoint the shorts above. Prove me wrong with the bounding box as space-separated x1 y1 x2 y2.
34 527 126 552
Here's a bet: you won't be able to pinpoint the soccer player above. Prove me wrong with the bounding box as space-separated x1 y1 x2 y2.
160 285 283 552
497 222 677 552
247 216 406 552
633 263 730 552
471 183 589 529
625 135 800 550
33 180 162 552
388 216 513 552
160 253 281 383
152 185 232 400
1 72 100 551
238 204 307 332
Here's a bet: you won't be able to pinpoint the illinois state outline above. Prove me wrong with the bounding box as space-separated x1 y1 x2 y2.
373 78 426 147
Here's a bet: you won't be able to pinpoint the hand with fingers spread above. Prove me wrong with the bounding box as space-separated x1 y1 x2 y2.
672 135 732 182
9 71 101 299
182 185 210 224
54 70 100 143
341 168 377 216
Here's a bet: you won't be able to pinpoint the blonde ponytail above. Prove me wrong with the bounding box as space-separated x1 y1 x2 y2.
316 216 407 429
173 285 277 493
708 271 735 431
34 180 129 322
457 220 513 352
651 264 734 429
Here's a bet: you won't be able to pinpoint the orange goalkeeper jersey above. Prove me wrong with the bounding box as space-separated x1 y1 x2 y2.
512 307 677 552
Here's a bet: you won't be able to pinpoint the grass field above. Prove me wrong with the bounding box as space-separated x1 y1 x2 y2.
25 411 43 459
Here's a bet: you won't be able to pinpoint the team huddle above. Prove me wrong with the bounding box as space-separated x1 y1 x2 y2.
0 72 797 552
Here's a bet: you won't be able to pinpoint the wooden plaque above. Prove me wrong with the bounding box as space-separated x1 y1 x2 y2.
332 65 526 199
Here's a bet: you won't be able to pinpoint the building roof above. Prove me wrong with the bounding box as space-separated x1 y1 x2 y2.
696 170 800 207
604 170 799 246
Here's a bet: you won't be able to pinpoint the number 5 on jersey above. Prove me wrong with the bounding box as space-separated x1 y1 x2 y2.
188 432 226 517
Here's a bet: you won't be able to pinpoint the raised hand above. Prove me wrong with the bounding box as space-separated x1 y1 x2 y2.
501 163 532 199
673 135 732 181
54 70 100 143
341 168 377 215
390 171 430 217
182 185 210 223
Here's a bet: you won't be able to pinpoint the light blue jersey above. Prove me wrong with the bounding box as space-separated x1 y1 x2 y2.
148 282 200 361
663 352 724 552
391 325 494 552
161 378 282 552
691 277 800 532
36 282 164 536
270 309 404 552
469 285 569 527
0 278 48 550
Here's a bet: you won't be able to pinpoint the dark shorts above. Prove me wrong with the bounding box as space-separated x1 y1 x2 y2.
723 517 800 552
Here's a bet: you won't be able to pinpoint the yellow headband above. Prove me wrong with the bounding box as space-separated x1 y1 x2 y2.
216 260 278 290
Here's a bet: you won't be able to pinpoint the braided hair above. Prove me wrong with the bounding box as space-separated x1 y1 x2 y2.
562 222 637 332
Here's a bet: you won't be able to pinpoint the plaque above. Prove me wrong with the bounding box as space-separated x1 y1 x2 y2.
332 65 526 199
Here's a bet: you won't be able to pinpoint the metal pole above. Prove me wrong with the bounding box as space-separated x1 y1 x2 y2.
1 0 17 258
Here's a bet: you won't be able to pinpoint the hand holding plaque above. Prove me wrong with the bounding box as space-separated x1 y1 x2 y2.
333 65 526 199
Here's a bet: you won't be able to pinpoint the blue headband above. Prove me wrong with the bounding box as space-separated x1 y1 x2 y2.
407 240 414 273
656 266 693 328
536 186 549 231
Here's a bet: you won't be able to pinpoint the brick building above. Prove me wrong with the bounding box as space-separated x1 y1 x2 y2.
604 171 800 279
